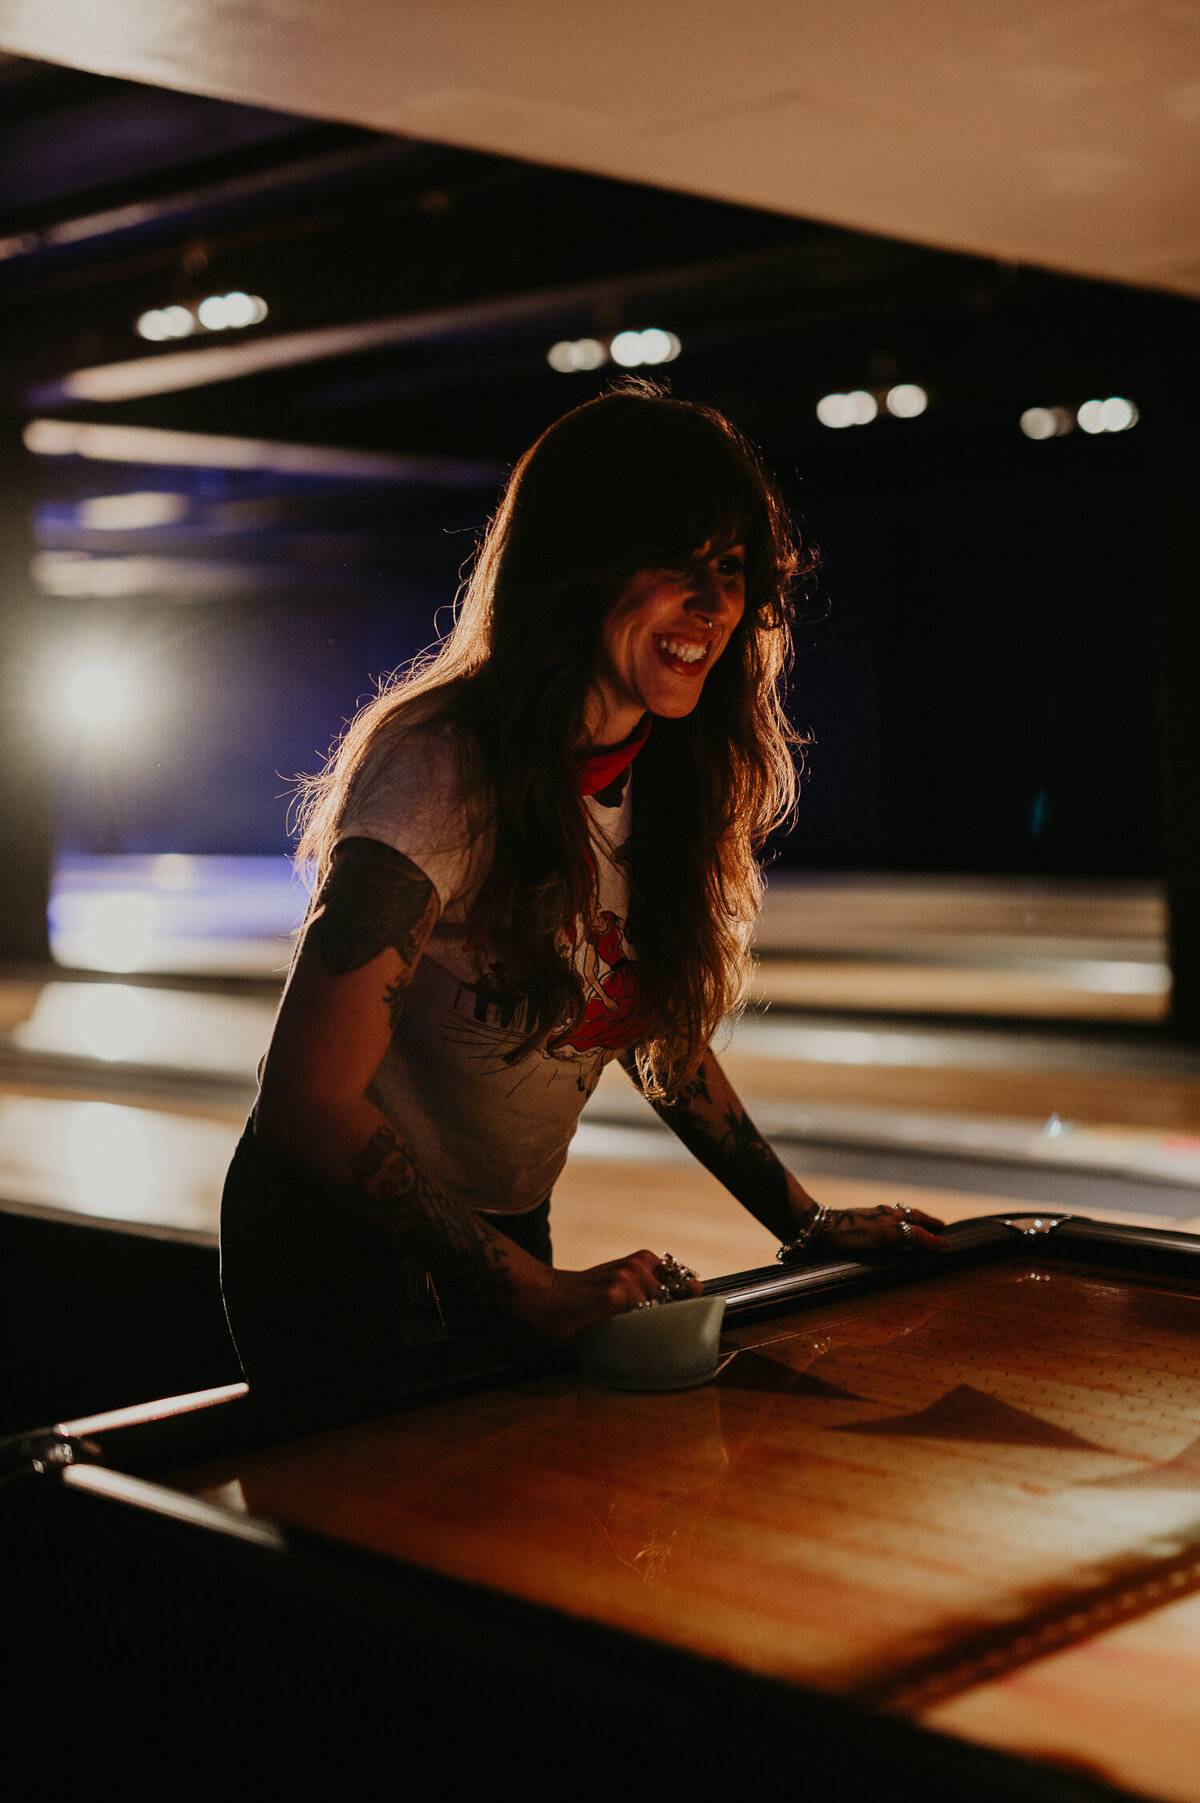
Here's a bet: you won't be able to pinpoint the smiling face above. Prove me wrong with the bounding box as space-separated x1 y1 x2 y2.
585 547 747 745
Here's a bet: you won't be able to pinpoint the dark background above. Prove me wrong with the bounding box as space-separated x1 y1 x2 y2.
1 56 1181 880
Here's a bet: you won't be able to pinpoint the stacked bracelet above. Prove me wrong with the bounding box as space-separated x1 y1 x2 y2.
776 1204 830 1264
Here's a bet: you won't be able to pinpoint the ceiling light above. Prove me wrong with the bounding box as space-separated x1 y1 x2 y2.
79 492 189 530
608 328 681 369
610 331 646 367
816 394 853 428
547 336 607 373
137 305 197 342
637 328 681 365
137 294 266 343
885 383 928 418
1020 406 1074 440
1078 396 1138 434
196 291 268 332
39 641 144 741
1100 396 1137 431
817 391 878 428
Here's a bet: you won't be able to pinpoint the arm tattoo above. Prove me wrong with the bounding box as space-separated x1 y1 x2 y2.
309 837 437 976
339 1123 515 1308
641 1057 794 1240
383 972 411 1035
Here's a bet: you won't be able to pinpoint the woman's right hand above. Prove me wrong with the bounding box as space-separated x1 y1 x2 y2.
515 1250 703 1340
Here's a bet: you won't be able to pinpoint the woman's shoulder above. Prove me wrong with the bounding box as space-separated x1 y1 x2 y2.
337 701 491 901
352 701 481 805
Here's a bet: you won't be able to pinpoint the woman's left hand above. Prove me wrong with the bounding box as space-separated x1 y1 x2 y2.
822 1203 946 1255
780 1194 947 1262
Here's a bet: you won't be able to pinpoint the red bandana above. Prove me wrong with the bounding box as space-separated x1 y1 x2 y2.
578 713 651 796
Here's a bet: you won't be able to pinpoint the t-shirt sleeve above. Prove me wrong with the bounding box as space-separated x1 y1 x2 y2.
335 727 487 909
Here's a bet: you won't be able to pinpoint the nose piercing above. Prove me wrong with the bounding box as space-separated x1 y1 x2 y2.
698 614 712 628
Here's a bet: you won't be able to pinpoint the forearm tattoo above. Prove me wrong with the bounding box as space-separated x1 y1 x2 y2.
382 973 411 1036
308 838 437 976
294 845 507 1302
641 1057 795 1240
339 1123 514 1307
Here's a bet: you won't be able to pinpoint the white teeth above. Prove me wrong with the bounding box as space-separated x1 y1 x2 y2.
656 636 708 664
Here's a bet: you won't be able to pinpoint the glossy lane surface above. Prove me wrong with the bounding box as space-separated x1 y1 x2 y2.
173 1260 1200 1799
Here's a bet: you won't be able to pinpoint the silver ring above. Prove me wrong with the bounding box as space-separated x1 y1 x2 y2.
898 1219 914 1240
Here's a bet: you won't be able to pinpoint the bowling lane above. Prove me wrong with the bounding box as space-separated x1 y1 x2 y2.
549 1153 1200 1282
47 858 1170 1027
751 958 1168 1022
0 950 1197 1269
0 1066 1195 1282
752 873 1169 1022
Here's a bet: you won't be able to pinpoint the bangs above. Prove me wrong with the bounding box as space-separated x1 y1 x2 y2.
508 386 783 599
589 425 763 576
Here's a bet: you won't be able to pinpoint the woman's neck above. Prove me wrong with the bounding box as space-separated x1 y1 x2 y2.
581 689 646 750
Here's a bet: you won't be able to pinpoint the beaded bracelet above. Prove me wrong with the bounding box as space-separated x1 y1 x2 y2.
776 1203 830 1264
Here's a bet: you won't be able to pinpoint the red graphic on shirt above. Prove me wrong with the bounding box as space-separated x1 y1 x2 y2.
549 908 654 1055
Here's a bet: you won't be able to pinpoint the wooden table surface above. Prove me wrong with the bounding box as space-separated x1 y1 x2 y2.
175 1257 1200 1801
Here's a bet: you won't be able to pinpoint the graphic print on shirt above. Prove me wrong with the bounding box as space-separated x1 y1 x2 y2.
548 907 654 1056
448 903 649 1081
437 766 645 1097
460 959 527 1032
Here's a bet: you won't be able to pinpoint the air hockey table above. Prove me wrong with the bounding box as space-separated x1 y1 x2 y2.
8 1212 1200 1798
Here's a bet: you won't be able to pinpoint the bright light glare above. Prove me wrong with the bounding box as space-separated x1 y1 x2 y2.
197 291 267 331
609 328 681 368
885 383 927 419
153 853 197 891
32 551 170 598
80 492 188 530
63 658 133 731
159 306 196 339
1021 407 1058 440
41 647 141 741
1078 395 1138 434
1101 396 1137 431
197 295 230 330
610 330 646 367
23 419 78 455
816 391 877 428
1020 405 1075 440
138 294 265 341
547 336 608 373
136 307 200 341
637 328 681 364
816 394 853 428
16 982 166 1063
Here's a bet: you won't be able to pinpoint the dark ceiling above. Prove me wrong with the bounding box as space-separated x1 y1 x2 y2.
2 53 1190 877
5 50 1190 462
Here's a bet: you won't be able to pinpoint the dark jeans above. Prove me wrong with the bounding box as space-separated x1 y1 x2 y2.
220 1117 552 1399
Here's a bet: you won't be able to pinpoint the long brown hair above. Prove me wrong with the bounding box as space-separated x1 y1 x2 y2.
297 382 809 1095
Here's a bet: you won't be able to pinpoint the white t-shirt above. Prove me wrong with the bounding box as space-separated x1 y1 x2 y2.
337 721 648 1215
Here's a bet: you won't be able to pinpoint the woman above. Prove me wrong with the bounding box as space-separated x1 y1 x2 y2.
221 384 944 1394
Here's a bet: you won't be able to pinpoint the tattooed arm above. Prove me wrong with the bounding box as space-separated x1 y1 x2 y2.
620 1049 812 1240
621 1049 946 1256
256 837 675 1335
